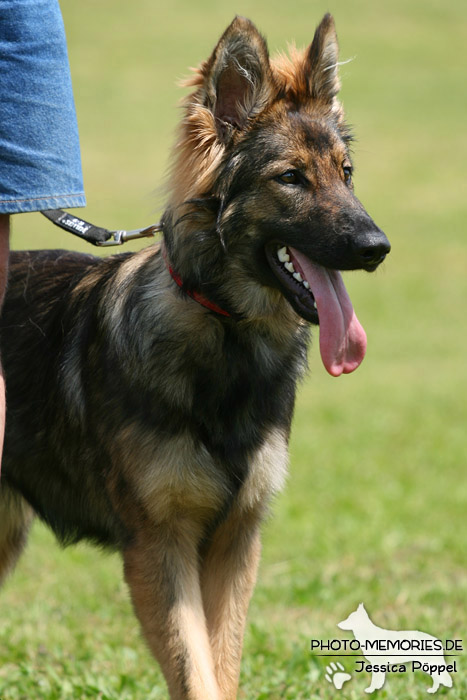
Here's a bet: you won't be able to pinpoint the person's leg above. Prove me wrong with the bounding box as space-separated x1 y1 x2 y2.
0 214 10 473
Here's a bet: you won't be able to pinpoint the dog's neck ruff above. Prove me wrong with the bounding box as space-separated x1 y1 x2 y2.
162 246 231 318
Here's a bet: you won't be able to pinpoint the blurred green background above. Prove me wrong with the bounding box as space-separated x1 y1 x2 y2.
1 0 466 698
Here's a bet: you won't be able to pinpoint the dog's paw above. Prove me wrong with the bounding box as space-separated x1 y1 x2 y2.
325 661 352 690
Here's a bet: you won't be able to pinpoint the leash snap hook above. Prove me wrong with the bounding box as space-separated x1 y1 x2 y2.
96 224 162 247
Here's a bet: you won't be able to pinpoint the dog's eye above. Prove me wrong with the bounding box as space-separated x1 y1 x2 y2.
343 165 353 185
277 170 301 185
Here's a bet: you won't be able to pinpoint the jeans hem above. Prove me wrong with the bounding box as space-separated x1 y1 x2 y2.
0 193 86 214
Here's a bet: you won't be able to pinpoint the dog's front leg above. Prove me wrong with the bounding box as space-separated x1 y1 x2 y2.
123 524 221 700
200 507 262 700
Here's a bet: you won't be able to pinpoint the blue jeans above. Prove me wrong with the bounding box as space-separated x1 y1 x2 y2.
0 0 85 213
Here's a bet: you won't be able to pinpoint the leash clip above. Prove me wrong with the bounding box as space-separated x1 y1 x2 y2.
96 224 162 246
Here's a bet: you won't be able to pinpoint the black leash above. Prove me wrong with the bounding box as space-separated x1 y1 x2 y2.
41 209 162 247
42 209 238 319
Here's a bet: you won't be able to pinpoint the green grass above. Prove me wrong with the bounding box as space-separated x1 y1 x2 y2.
2 0 467 697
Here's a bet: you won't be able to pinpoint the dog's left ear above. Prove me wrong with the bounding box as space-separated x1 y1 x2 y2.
303 13 340 103
203 16 276 141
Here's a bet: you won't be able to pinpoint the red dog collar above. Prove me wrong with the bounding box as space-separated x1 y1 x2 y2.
162 246 231 318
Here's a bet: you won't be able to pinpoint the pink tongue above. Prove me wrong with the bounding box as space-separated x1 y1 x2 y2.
289 247 367 376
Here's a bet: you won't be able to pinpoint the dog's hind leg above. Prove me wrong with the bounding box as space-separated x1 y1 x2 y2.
200 507 262 700
123 521 221 700
0 486 34 585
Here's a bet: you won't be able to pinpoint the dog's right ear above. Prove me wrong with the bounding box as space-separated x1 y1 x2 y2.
202 16 276 142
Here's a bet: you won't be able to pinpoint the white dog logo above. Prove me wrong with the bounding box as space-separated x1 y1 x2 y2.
337 603 453 694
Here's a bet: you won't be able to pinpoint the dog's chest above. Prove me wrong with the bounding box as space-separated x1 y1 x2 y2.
132 427 289 525
237 427 289 511
122 320 305 524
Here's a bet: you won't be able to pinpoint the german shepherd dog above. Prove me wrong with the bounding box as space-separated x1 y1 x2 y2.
0 15 389 699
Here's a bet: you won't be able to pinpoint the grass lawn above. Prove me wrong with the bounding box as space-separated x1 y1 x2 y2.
1 0 466 697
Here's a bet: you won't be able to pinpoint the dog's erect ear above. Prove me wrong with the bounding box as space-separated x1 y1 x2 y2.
303 13 340 103
203 16 275 141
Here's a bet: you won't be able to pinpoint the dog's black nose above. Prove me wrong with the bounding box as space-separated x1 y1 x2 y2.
351 230 391 270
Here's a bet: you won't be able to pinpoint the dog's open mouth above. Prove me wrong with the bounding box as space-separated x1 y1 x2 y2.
265 242 367 376
266 243 319 323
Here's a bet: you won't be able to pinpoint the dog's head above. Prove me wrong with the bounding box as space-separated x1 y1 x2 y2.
163 15 390 375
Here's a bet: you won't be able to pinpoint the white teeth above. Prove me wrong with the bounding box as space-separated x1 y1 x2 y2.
277 246 290 263
277 247 314 301
313 301 317 309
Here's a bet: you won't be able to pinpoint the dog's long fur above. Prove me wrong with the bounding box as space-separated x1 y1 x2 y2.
0 15 389 699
